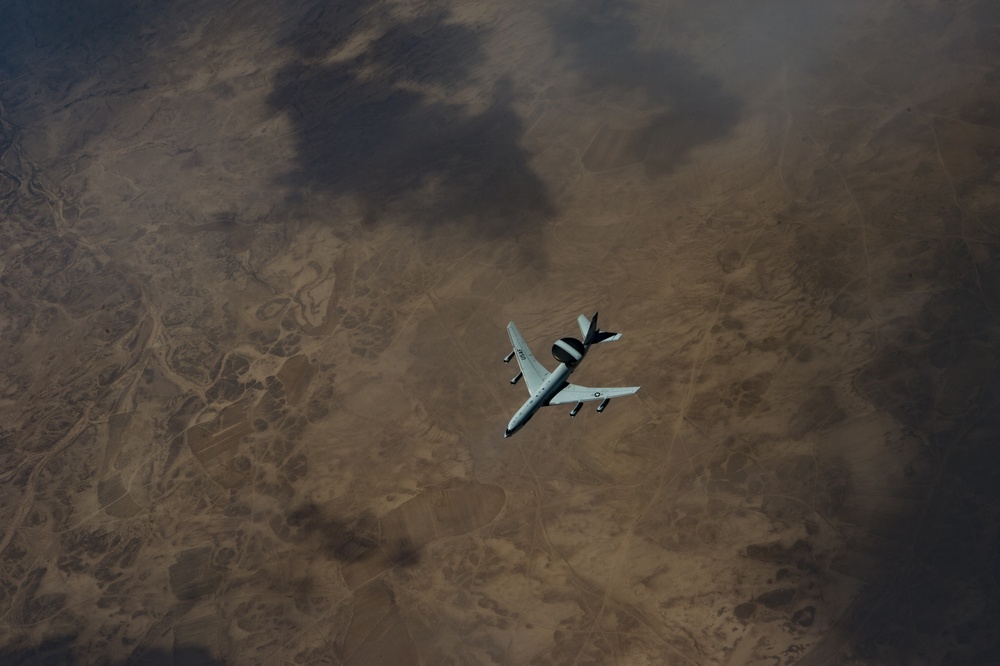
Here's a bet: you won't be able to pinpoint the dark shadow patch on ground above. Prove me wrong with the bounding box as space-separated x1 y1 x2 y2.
545 0 742 175
0 1 145 68
275 0 370 60
268 7 554 235
285 502 379 561
284 502 421 569
0 1 162 111
845 280 1000 663
0 641 223 665
761 3 1000 656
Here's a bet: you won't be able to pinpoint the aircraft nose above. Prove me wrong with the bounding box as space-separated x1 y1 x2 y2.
504 429 512 438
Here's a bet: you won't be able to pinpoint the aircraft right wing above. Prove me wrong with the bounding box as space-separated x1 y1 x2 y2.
547 383 640 406
507 322 550 394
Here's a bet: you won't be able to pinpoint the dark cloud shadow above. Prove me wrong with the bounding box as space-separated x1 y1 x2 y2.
0 1 162 109
0 641 223 665
284 502 420 568
284 502 380 562
545 0 743 176
779 118 1000 666
844 280 1000 663
268 7 553 235
274 0 370 60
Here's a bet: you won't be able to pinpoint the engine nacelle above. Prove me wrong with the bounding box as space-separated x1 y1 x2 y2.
552 337 586 365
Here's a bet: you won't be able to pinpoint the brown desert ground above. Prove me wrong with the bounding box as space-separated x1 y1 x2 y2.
1 0 999 664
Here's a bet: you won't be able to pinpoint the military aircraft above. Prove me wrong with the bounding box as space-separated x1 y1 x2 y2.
503 312 639 437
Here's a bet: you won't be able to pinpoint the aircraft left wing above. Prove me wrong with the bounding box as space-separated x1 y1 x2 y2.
507 322 550 394
547 383 640 406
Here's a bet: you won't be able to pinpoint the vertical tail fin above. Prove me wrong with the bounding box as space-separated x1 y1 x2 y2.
578 312 622 344
583 312 598 346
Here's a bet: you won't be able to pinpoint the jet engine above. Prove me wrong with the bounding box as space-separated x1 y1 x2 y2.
552 337 586 365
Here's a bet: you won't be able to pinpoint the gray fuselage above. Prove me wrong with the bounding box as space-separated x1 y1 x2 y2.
504 362 574 437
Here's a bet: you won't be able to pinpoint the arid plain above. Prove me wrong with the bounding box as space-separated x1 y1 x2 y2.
1 1 999 664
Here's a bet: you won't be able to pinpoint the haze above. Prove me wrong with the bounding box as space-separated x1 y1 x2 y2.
1 0 998 663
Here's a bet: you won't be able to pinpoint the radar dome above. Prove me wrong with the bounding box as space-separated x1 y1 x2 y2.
552 337 585 365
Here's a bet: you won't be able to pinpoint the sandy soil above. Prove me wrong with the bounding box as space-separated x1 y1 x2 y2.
1 0 999 664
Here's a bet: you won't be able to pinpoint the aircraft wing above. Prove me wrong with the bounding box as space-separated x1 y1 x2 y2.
547 383 640 406
507 322 550 394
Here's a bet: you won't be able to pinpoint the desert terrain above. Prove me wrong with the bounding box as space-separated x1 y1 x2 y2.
1 0 999 663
